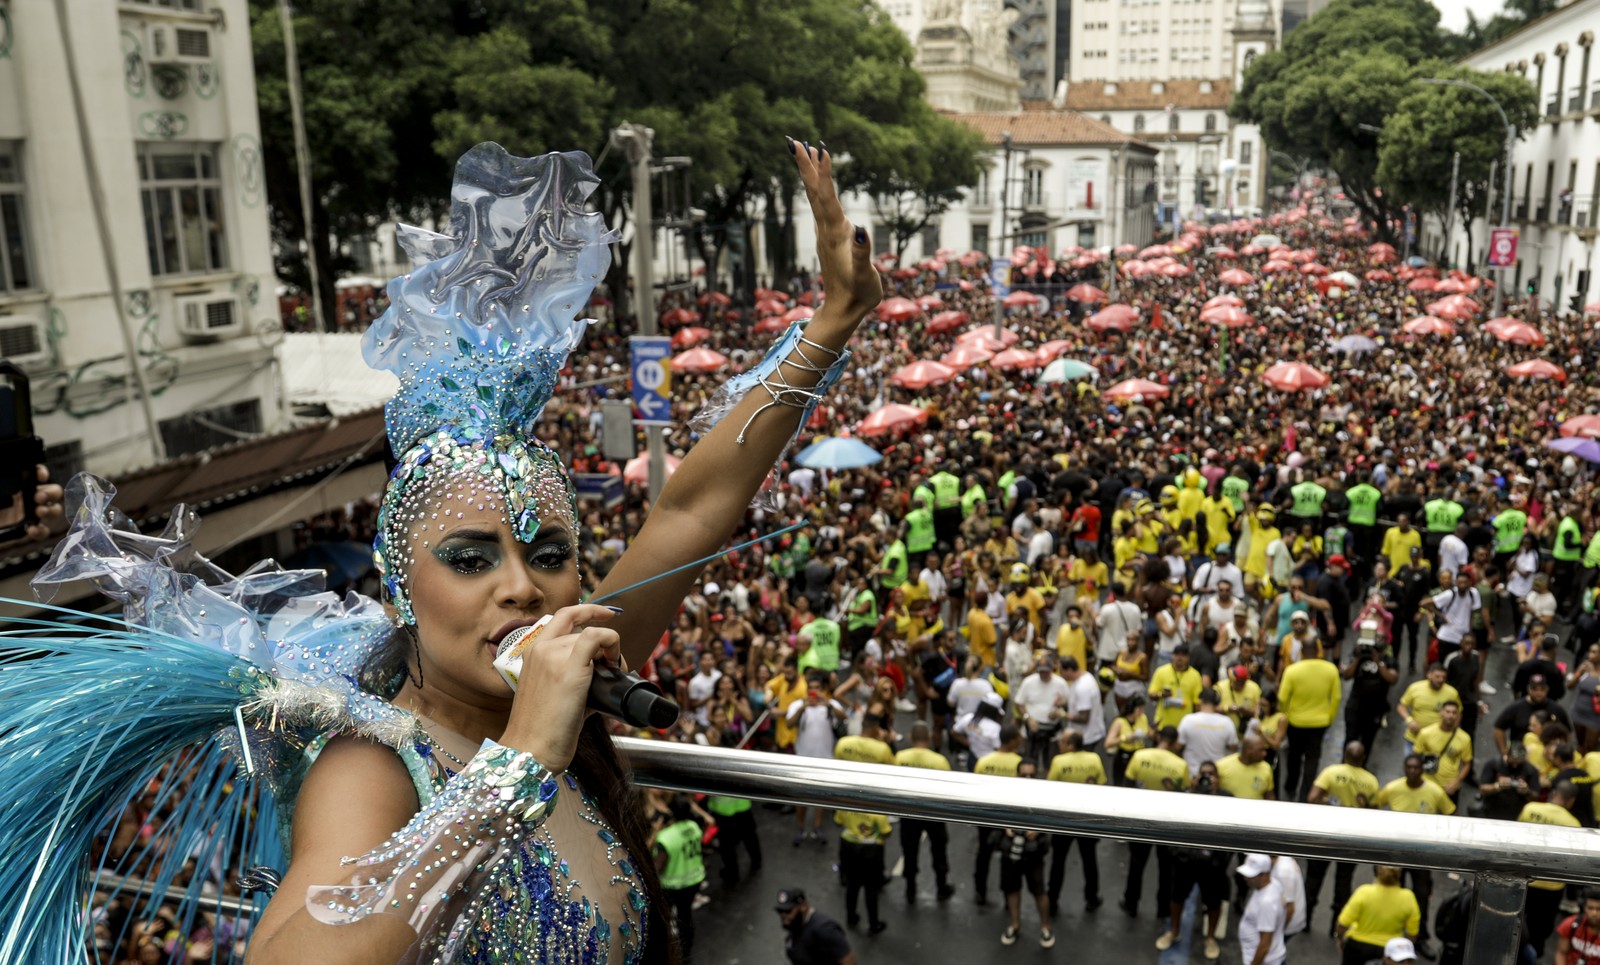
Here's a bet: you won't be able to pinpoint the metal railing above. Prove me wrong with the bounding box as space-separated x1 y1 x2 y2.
622 740 1600 965
90 742 1600 965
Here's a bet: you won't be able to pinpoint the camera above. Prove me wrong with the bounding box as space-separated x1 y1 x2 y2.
1195 773 1216 793
1008 833 1027 860
1421 754 1440 775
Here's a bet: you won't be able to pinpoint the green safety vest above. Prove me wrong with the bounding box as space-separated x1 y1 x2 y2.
961 484 988 518
1346 484 1381 527
997 470 1016 499
848 588 878 630
1493 510 1528 554
1289 481 1327 518
657 820 706 890
906 507 936 553
929 471 962 509
800 618 842 672
1554 515 1584 562
1221 475 1250 513
882 540 908 589
706 796 752 817
1584 530 1600 568
1423 498 1464 534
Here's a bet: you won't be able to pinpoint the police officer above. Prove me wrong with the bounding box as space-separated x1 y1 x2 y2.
925 467 964 549
1552 504 1585 617
1345 472 1383 582
903 489 937 573
1422 490 1465 572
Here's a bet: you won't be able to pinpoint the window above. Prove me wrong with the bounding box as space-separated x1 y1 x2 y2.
1168 113 1180 132
1241 141 1252 164
872 224 892 254
919 223 939 256
125 0 204 8
138 142 229 276
972 223 990 253
0 143 34 294
158 398 262 457
1133 114 1146 132
1205 113 1217 132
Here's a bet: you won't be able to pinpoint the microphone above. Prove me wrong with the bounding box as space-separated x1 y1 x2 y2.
494 618 681 730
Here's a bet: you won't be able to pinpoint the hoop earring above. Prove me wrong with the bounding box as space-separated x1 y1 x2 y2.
404 624 424 689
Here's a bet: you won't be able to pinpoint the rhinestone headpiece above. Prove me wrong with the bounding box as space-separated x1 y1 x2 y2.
366 144 615 622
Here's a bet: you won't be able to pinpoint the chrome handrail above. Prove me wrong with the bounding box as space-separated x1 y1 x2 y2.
620 739 1600 965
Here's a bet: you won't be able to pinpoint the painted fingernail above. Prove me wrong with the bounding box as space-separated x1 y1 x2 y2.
804 140 811 154
786 137 796 155
855 226 867 245
603 605 624 613
820 140 828 151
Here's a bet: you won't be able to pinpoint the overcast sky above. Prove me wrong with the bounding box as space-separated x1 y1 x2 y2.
1430 0 1509 32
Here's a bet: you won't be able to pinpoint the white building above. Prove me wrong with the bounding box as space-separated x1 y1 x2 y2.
1427 0 1600 310
0 0 283 478
918 1 1025 113
1069 0 1248 83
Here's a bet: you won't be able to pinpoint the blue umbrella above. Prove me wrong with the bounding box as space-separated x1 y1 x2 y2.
1545 437 1600 463
1331 335 1377 353
795 436 883 470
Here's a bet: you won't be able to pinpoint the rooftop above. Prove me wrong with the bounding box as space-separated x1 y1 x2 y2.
946 107 1156 150
1062 78 1234 111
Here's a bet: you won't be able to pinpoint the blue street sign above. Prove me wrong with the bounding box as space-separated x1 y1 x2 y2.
990 263 1010 298
630 335 673 425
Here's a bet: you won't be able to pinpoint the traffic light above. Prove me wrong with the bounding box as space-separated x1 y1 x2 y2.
1572 295 1584 313
1527 278 1538 295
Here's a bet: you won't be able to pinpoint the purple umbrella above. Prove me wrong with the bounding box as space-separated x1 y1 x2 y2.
1545 437 1600 463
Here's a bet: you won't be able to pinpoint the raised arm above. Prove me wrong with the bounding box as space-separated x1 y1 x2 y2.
597 141 882 668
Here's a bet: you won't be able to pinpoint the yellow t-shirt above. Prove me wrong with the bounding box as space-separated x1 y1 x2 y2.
1242 516 1280 578
834 734 896 766
1278 658 1342 727
1113 534 1140 574
965 607 997 667
1125 747 1190 791
1006 587 1047 635
766 675 807 748
1111 709 1153 753
1399 680 1461 732
1216 752 1275 799
1382 526 1423 574
835 809 893 845
1054 623 1089 668
1376 777 1456 815
895 746 953 771
1526 731 1555 780
1338 882 1421 946
1312 763 1380 808
1517 802 1581 889
975 750 1023 777
1047 750 1107 785
1217 677 1262 724
1586 751 1600 821
1257 711 1287 748
1148 663 1203 729
1068 558 1109 601
1413 724 1472 790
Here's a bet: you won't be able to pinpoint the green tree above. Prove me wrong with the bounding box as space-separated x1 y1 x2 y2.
1231 0 1458 240
1375 70 1537 266
841 104 988 262
1463 0 1561 51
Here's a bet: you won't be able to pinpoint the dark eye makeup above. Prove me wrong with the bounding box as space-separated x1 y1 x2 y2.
431 527 574 575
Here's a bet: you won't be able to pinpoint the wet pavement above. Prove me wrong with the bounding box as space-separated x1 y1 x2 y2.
686 634 1544 964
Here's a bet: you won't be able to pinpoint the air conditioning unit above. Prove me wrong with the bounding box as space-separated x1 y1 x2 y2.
146 24 214 66
0 315 49 367
175 294 242 341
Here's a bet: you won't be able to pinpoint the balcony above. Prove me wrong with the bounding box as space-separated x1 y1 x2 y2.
1536 199 1550 223
1545 95 1560 118
967 189 993 211
1515 198 1529 221
1561 193 1597 229
1021 190 1050 213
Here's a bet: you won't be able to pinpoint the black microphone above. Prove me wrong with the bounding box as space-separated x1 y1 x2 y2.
495 621 680 730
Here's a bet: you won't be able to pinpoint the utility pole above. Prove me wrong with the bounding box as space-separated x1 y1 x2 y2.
280 0 325 334
612 123 667 502
1443 151 1460 266
1419 78 1515 316
994 132 1014 340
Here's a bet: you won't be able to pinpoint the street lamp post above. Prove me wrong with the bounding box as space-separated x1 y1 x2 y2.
1419 77 1515 317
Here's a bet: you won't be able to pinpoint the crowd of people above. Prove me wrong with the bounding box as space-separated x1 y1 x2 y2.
85 207 1600 964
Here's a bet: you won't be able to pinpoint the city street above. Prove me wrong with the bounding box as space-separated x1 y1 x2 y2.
693 642 1531 964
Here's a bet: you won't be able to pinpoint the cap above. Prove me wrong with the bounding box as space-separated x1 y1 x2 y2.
775 888 806 912
1256 506 1276 520
1384 937 1418 962
1290 611 1310 623
1529 673 1549 687
1327 554 1348 569
1214 543 1233 555
704 582 721 595
1009 562 1031 583
1236 853 1274 878
1231 664 1250 682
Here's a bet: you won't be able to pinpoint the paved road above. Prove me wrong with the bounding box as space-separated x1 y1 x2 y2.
686 637 1546 964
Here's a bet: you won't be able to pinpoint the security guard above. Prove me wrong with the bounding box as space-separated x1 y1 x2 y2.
904 490 937 572
1345 473 1383 580
1288 474 1328 526
926 468 964 548
1423 491 1465 570
655 796 708 958
1553 506 1585 615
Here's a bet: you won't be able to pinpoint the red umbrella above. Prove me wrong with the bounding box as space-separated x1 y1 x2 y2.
917 294 945 311
796 291 819 306
1300 262 1329 276
878 296 923 321
1002 290 1041 308
622 452 682 485
1506 359 1566 381
1261 260 1294 274
1239 244 1265 256
696 291 732 308
1427 294 1480 320
1202 305 1253 328
752 287 786 303
1037 339 1072 362
1210 247 1239 260
1560 415 1600 439
890 360 958 390
1218 269 1255 287
940 343 995 369
755 297 788 315
1103 378 1170 402
1120 260 1152 277
1066 283 1106 304
891 267 919 280
671 326 712 348
1139 244 1172 259
1203 294 1245 311
671 347 729 373
1584 302 1600 315
1159 263 1194 278
1407 277 1439 293
1432 277 1467 294
1114 244 1139 256
1364 269 1394 283
1262 361 1331 392
1086 304 1140 332
753 316 789 334
781 306 815 324
926 310 970 334
660 307 702 326
857 402 929 436
990 347 1041 371
1401 315 1455 337
957 327 1020 350
1485 317 1545 346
